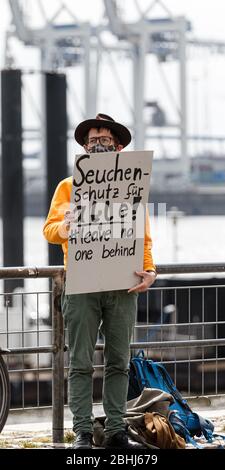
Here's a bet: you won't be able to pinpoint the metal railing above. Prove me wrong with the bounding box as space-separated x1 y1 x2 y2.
0 267 64 442
0 263 225 443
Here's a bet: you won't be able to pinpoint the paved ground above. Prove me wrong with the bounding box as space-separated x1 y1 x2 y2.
1 403 225 449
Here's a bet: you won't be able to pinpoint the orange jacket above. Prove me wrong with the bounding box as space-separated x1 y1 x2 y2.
43 176 156 272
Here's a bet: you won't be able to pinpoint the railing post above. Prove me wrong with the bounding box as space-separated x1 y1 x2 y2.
52 272 65 443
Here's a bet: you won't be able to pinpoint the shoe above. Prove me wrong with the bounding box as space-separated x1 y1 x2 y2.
72 432 93 449
105 430 146 449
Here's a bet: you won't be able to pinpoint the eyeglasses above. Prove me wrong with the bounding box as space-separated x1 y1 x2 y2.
87 136 113 146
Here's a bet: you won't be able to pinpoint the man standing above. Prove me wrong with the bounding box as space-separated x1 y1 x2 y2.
43 113 157 449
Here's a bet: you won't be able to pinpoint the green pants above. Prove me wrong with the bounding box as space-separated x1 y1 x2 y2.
61 289 137 437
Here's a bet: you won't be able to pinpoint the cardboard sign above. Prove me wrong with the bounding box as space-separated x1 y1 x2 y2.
66 150 153 294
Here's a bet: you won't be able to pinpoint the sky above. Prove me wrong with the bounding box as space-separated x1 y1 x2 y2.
1 0 225 159
2 0 225 39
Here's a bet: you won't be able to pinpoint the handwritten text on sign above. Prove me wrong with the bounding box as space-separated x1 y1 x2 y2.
66 150 153 294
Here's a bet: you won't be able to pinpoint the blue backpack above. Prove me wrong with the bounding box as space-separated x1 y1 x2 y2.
128 350 216 445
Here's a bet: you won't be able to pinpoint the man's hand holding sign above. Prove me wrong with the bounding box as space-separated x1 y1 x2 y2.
128 270 157 293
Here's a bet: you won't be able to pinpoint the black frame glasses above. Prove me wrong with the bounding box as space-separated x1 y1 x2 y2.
87 136 114 146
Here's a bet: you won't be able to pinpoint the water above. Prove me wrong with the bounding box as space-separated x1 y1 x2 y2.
0 217 48 294
151 215 225 266
1 215 225 292
0 215 224 358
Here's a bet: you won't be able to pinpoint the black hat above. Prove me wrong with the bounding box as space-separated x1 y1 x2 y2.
74 113 131 148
